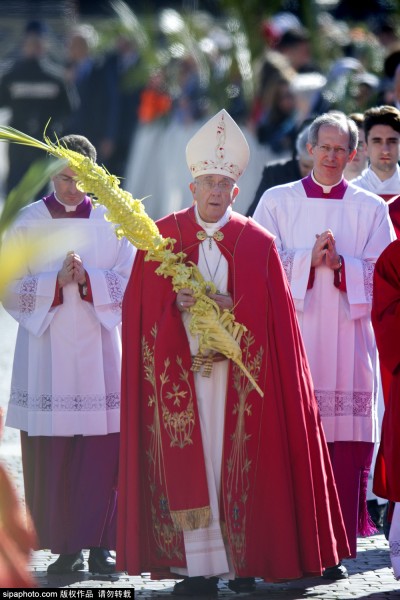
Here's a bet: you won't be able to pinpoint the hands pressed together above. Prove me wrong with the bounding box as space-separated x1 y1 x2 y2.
57 251 86 288
312 230 342 271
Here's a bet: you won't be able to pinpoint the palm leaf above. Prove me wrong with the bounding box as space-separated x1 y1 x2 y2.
0 124 263 396
0 151 65 299
0 157 66 237
0 126 51 153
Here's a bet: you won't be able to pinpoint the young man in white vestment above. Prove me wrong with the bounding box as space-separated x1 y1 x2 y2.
2 135 135 575
253 111 396 578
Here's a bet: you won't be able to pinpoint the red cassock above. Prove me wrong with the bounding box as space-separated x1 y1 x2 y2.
379 194 400 404
371 239 400 502
117 207 349 582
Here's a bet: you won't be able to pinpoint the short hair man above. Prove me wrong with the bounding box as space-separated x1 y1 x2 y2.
2 134 135 575
254 110 395 566
117 109 350 593
353 104 400 236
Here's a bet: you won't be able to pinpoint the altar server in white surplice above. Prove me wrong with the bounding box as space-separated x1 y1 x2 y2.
253 111 395 573
2 135 135 576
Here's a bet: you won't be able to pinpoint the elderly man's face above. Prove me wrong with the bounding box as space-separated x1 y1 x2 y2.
190 175 238 223
52 167 86 206
308 124 356 186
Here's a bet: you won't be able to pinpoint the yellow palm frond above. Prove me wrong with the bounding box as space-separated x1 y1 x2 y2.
0 157 65 236
0 125 263 396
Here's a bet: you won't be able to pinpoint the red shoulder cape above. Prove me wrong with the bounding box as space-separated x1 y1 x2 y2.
371 239 400 501
117 208 349 581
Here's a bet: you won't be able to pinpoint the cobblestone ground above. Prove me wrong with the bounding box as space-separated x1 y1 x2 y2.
1 308 400 598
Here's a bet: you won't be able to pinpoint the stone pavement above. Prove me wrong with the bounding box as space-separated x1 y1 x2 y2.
1 308 400 598
25 535 400 598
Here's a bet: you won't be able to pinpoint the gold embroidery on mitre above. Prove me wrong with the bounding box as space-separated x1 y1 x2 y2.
190 112 243 179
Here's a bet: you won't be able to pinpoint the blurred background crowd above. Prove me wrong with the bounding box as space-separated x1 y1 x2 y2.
0 0 399 217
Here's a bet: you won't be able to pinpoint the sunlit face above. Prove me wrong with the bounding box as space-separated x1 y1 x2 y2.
344 128 368 179
308 125 356 186
365 124 400 179
190 175 239 223
52 167 85 206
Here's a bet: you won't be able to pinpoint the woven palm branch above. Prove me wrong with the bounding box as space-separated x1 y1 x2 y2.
0 125 263 396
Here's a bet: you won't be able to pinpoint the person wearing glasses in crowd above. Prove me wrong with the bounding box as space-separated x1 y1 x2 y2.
117 109 351 595
253 111 395 577
2 135 135 575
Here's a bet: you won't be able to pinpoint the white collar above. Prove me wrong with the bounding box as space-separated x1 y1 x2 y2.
195 205 231 234
54 193 84 213
311 170 343 194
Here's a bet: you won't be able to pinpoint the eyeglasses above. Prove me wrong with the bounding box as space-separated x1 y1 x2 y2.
356 141 365 151
315 145 349 156
196 179 234 192
56 174 77 184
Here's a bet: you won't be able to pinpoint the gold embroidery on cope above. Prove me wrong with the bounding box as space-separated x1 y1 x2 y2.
226 331 264 569
142 326 183 561
143 323 211 551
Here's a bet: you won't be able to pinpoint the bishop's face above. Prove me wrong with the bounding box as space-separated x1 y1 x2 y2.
190 175 239 223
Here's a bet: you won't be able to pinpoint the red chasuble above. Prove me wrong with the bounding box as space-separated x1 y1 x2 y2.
117 207 349 581
371 239 400 502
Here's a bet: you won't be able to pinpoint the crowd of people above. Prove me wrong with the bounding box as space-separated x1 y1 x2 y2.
1 3 400 592
0 7 399 214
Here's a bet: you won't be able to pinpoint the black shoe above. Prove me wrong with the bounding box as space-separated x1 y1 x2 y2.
367 499 386 529
228 577 256 593
322 562 349 580
88 548 116 574
47 551 85 574
172 576 219 596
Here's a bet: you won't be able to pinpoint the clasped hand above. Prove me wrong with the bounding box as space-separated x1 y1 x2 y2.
176 288 233 312
57 251 86 288
311 230 341 270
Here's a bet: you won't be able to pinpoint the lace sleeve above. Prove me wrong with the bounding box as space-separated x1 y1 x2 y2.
278 249 296 284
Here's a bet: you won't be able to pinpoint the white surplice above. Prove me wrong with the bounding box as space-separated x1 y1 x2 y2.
253 179 395 443
2 200 135 436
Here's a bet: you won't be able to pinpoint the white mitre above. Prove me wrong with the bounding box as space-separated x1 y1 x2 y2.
186 108 250 182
